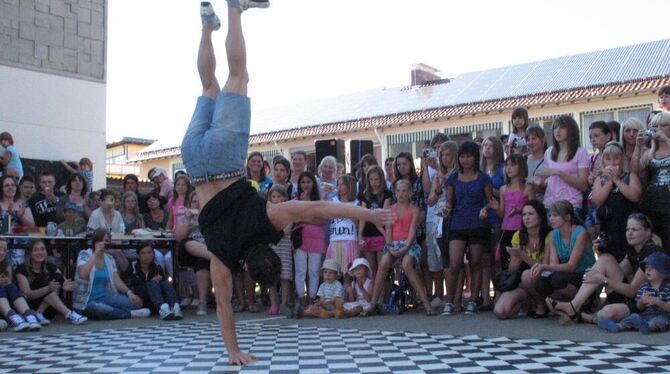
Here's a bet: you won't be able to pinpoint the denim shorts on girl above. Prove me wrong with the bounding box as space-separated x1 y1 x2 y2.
384 240 421 264
181 92 251 183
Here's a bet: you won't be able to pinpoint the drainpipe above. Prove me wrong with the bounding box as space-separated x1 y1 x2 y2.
373 126 387 162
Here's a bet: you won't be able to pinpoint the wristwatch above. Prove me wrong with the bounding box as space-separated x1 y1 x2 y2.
603 279 608 287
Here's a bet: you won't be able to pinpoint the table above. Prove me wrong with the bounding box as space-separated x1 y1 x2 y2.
0 234 177 280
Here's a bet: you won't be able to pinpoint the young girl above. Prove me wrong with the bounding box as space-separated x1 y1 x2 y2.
508 107 530 155
343 258 374 317
358 165 392 277
591 142 642 262
525 125 547 203
166 175 192 231
175 191 212 316
538 115 590 219
125 243 181 320
326 175 360 286
267 185 293 316
294 171 326 309
443 141 493 316
621 118 644 172
480 136 506 310
639 112 670 248
585 121 613 235
426 140 458 306
0 239 42 331
369 180 434 315
121 191 145 234
272 157 293 197
15 239 87 325
491 154 535 270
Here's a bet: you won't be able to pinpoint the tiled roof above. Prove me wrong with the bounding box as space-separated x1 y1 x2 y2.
248 76 670 144
133 38 670 160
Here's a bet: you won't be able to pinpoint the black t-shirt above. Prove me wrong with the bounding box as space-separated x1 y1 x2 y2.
29 191 64 226
199 178 283 274
626 240 664 272
358 189 393 237
15 262 62 290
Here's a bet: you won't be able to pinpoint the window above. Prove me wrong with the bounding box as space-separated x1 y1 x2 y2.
581 105 652 151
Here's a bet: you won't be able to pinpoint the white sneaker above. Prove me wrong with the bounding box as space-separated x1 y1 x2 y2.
35 312 51 326
172 304 183 320
130 308 151 318
159 303 174 320
24 314 41 331
196 303 207 316
430 297 444 309
200 2 221 30
66 311 88 325
190 298 201 308
8 314 29 332
0 319 7 332
180 298 192 308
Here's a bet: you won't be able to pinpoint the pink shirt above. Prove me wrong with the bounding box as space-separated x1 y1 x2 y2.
301 223 327 253
167 196 186 229
501 189 526 231
543 147 589 208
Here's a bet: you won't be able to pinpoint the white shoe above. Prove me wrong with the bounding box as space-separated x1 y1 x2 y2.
0 319 7 332
190 298 201 308
35 312 51 326
172 304 183 320
196 303 207 316
8 314 29 332
159 303 174 320
130 308 151 318
66 311 88 325
239 0 270 10
180 298 192 308
24 314 41 331
200 2 221 30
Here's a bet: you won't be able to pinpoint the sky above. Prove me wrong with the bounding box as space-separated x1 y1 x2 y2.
106 0 670 144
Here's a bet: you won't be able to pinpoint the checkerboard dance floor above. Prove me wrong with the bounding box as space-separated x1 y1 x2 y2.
1 320 670 373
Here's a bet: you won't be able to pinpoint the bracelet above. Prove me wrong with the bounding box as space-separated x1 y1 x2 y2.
126 290 133 296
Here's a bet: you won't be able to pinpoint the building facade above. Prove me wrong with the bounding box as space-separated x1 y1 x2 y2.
131 39 670 176
0 0 107 188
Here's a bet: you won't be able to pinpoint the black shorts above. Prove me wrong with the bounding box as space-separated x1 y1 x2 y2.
448 227 490 246
178 238 210 272
199 178 283 274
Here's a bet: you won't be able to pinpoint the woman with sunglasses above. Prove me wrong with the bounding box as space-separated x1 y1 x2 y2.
550 213 663 324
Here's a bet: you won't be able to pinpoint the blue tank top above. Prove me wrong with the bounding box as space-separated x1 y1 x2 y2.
90 264 110 301
551 225 595 274
448 171 491 230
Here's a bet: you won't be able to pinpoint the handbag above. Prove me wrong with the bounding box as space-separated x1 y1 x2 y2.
290 224 303 249
493 269 522 293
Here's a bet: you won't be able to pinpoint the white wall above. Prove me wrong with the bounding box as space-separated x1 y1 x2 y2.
0 64 106 189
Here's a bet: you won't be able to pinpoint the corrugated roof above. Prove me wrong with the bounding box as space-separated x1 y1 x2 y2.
136 38 670 159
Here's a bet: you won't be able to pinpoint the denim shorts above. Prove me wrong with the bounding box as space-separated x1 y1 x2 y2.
181 92 251 183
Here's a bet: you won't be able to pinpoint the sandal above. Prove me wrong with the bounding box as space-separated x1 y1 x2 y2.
545 298 581 325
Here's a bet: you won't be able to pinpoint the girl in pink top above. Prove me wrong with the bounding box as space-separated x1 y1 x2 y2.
369 180 434 315
293 171 327 305
491 154 535 269
166 175 192 231
537 115 590 217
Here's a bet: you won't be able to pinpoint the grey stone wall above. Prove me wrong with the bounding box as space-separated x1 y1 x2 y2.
0 0 106 82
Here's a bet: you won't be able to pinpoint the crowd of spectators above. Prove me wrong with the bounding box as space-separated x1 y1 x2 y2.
1 87 670 335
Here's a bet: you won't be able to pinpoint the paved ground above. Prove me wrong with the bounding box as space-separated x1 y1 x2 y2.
1 307 669 373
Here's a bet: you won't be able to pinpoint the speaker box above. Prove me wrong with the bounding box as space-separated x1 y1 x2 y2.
315 139 345 167
349 140 374 169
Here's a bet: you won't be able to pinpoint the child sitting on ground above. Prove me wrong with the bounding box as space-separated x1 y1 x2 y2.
304 259 345 319
343 257 374 317
598 251 670 334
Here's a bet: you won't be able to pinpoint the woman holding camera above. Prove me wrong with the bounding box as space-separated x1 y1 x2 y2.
73 228 151 320
637 112 670 248
590 142 641 262
550 213 663 324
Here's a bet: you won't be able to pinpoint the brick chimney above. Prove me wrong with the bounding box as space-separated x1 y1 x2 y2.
411 63 441 86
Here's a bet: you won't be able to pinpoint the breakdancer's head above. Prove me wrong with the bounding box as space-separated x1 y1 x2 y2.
245 243 281 286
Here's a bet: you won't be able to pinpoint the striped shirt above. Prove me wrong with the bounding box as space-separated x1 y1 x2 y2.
635 281 670 317
316 280 344 301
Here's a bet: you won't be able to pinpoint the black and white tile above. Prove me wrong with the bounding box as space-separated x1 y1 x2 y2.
1 321 669 373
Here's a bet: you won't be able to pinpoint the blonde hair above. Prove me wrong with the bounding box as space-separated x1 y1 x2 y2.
650 112 670 129
439 141 458 174
622 117 644 132
602 141 625 159
394 179 412 192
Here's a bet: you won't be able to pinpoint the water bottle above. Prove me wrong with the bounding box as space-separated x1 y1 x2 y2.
119 221 126 235
46 222 58 236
